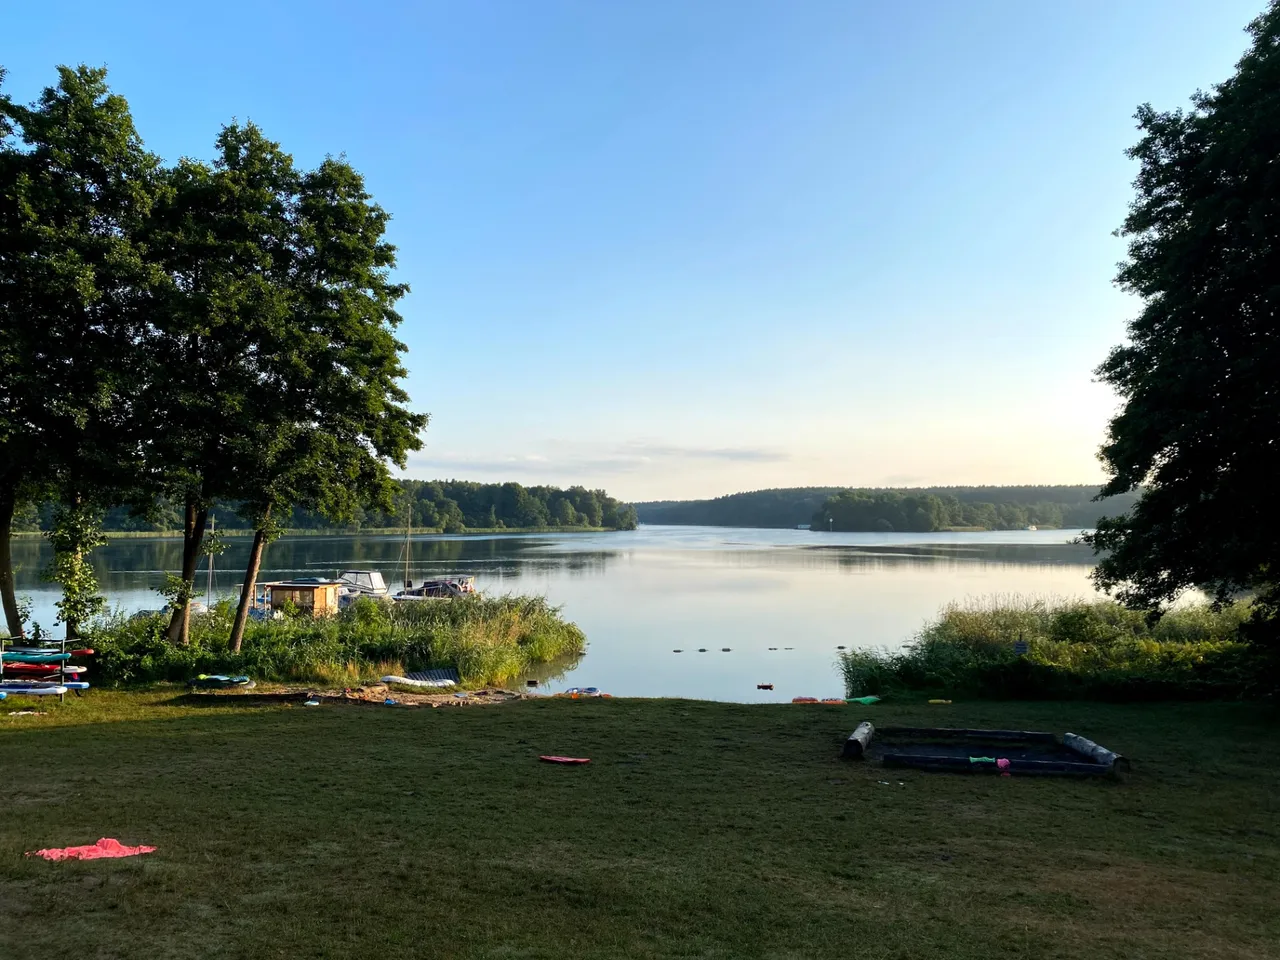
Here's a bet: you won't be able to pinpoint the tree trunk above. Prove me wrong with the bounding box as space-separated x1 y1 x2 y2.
230 517 269 653
0 487 24 639
166 499 208 645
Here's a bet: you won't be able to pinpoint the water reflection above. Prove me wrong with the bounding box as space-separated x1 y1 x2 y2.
11 525 1100 701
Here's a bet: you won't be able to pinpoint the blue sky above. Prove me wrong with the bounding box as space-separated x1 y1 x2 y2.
4 1 1265 499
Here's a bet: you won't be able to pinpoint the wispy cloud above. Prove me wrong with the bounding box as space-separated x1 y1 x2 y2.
404 440 790 479
616 442 790 464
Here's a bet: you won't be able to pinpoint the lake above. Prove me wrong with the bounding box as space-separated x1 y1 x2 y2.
10 525 1100 701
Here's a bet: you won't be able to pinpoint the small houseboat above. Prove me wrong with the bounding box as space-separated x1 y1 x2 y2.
259 578 343 617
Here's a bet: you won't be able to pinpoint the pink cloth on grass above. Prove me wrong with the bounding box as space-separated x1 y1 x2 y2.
997 757 1011 777
28 838 157 861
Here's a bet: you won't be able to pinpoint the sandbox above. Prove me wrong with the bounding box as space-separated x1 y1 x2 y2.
841 721 1129 778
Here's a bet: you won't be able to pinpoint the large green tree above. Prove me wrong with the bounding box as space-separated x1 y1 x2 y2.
1086 2 1280 635
225 152 426 651
141 122 300 644
0 66 159 638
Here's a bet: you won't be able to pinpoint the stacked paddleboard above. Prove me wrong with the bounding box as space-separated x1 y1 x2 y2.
187 674 255 690
1 644 93 698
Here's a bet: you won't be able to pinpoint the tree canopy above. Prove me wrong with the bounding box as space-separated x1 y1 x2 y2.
0 65 428 641
634 486 1139 531
1085 1 1280 635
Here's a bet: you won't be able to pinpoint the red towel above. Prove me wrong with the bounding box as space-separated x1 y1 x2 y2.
28 838 156 861
539 756 590 764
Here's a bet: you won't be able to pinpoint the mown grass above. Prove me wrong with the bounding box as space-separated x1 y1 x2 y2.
1 693 1277 959
840 596 1262 700
89 595 586 687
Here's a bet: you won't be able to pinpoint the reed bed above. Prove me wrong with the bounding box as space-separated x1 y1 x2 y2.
89 595 586 687
839 595 1258 700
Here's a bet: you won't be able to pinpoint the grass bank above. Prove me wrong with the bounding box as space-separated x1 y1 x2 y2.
840 596 1259 700
89 596 586 687
1 694 1277 959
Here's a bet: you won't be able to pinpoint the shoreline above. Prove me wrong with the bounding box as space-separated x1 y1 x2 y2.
11 524 626 540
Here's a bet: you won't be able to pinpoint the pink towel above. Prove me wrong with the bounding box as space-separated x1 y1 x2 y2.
997 758 1011 777
28 838 157 861
539 756 590 764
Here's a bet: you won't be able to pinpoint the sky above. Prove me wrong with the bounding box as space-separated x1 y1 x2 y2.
2 0 1266 500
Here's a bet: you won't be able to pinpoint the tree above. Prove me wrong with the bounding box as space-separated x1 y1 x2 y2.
1086 2 1280 640
225 150 426 651
0 66 159 638
141 123 301 644
552 498 578 526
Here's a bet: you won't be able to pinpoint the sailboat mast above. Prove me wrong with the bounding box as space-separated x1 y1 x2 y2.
207 514 215 607
405 506 412 588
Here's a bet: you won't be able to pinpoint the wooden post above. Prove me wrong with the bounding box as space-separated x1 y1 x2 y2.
842 721 875 760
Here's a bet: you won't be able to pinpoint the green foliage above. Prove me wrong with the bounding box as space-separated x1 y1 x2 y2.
635 486 1140 530
1086 3 1280 633
838 597 1258 700
284 479 637 532
0 65 160 637
89 595 586 687
41 503 108 635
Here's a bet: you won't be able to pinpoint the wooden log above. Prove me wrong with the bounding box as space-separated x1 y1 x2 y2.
1064 733 1130 779
842 720 875 760
878 726 1058 743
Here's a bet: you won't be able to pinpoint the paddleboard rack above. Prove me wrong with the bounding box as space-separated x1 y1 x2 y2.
841 721 1129 779
1 629 91 704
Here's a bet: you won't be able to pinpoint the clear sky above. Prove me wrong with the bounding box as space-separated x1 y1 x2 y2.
3 1 1265 499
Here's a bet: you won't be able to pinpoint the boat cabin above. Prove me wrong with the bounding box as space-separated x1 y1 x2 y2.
337 570 389 597
259 579 343 617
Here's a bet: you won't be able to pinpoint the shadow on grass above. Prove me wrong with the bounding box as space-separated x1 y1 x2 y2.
159 691 317 710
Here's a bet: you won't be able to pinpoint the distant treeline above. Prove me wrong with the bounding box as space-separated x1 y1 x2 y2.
634 486 1141 531
16 481 638 534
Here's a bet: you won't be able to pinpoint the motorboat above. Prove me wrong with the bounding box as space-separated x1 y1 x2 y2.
337 570 390 605
392 576 477 601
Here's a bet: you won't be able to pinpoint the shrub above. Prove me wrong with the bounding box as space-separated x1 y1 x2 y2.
87 595 586 687
839 596 1258 701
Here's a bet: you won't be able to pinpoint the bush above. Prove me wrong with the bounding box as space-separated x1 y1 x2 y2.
88 595 586 687
839 596 1260 701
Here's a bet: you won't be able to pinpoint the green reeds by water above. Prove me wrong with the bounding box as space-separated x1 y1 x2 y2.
839 595 1257 701
89 595 586 687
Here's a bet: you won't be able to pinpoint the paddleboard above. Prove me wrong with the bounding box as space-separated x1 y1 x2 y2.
0 685 68 696
3 664 87 675
1 652 71 663
380 675 456 688
2 679 89 690
3 647 93 657
187 675 255 689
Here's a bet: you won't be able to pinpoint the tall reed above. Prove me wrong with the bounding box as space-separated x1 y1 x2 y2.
839 596 1256 700
90 595 586 687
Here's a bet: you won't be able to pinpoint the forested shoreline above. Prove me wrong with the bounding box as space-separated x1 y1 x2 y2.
635 485 1140 531
13 480 638 535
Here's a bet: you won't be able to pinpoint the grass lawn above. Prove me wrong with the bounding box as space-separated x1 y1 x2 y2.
2 692 1278 959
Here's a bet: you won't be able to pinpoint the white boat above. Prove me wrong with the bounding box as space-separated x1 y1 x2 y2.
337 570 390 605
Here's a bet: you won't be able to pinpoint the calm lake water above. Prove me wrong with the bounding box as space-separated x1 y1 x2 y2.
11 525 1100 701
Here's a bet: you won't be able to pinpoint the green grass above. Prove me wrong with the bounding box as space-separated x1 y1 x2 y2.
840 596 1261 700
1 693 1278 959
91 595 586 687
